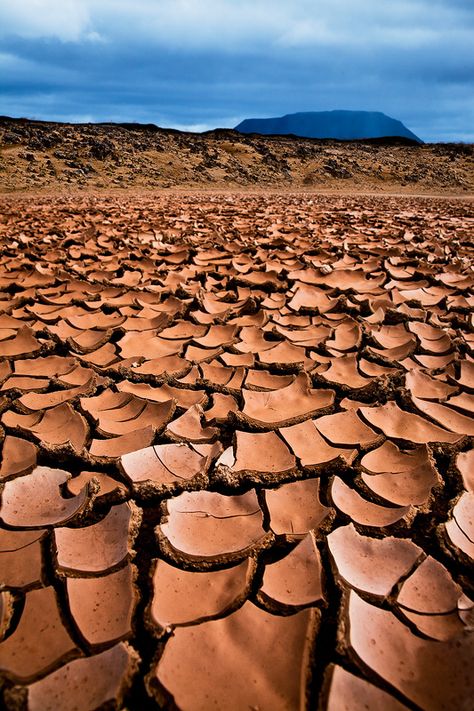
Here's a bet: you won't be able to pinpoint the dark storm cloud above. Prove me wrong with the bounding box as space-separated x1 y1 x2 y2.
0 0 473 141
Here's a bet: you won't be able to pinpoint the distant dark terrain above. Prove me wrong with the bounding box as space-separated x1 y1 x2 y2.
0 116 472 193
235 110 422 143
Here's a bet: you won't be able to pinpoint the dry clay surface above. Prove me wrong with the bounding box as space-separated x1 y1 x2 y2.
0 191 473 710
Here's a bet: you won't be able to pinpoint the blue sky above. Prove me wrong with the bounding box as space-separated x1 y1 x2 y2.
1 0 473 142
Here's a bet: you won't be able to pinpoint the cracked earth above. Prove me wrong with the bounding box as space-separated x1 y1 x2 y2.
0 190 473 710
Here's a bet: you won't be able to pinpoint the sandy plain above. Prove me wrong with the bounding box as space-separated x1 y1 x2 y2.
0 187 473 710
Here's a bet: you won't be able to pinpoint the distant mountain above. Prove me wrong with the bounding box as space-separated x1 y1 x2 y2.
235 110 422 143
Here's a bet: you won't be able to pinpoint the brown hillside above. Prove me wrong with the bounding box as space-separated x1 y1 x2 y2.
0 117 473 193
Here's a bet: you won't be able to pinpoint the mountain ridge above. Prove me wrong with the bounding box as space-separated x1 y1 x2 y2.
0 114 420 145
235 110 422 143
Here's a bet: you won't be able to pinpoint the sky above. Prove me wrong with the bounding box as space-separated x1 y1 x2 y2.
0 0 473 142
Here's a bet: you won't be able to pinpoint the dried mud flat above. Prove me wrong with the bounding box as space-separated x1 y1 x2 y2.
0 190 473 710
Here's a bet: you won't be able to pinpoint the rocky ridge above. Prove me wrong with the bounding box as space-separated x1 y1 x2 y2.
0 117 473 193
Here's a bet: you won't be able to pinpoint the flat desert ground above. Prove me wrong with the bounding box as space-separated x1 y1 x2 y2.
0 188 473 710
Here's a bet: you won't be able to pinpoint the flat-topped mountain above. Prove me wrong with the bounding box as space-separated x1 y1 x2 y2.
235 110 422 143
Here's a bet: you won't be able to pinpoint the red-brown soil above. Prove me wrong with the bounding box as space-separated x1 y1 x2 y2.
0 190 473 710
